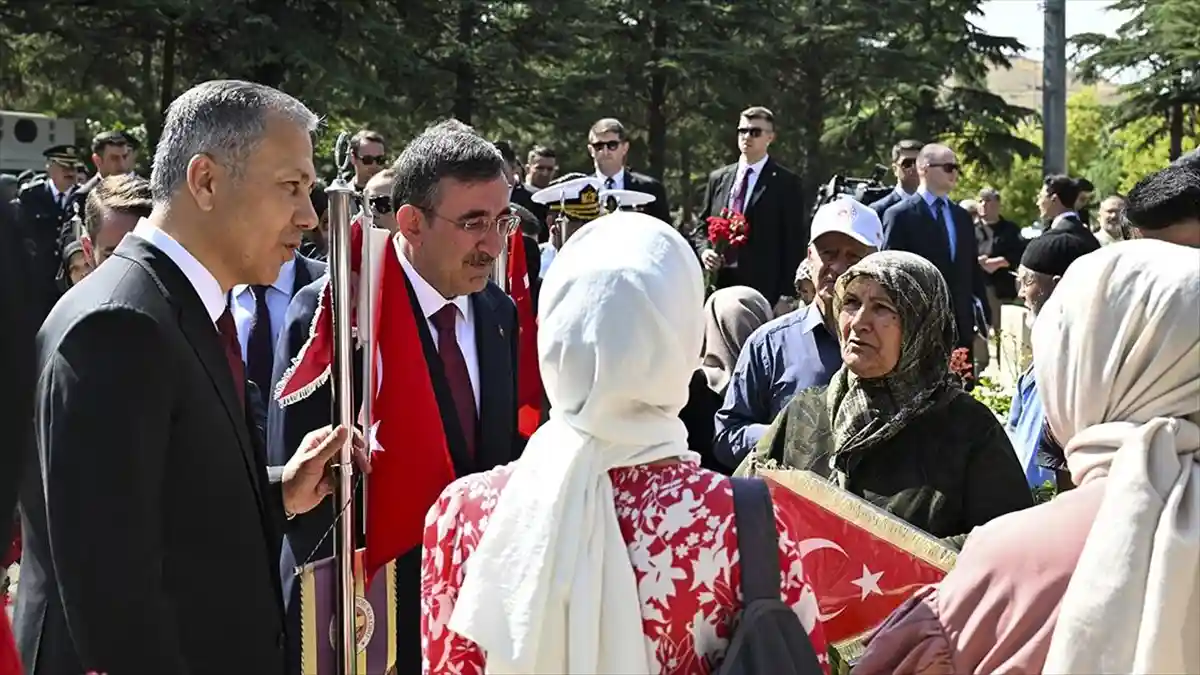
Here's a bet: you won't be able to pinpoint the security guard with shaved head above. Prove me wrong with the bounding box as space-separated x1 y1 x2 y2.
13 144 85 319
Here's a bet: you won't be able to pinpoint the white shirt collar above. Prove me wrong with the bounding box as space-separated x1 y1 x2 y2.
47 180 64 201
395 240 471 322
232 256 296 298
131 218 226 324
597 167 625 187
738 154 769 175
1051 211 1079 228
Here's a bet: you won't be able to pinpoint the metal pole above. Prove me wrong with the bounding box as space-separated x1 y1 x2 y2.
327 132 358 675
1041 0 1067 176
490 231 509 292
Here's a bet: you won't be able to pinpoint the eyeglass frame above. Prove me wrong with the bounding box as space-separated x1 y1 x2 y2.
416 205 521 238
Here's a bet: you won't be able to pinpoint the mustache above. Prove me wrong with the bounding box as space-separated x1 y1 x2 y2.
467 252 495 266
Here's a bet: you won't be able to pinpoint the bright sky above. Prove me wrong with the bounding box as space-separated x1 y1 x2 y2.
977 0 1134 57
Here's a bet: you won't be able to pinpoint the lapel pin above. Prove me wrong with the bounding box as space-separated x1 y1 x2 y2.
499 326 505 338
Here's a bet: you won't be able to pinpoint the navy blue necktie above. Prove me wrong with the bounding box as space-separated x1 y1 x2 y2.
246 285 274 396
933 198 956 261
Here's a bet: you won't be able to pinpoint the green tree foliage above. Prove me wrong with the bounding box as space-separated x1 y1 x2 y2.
1072 0 1200 161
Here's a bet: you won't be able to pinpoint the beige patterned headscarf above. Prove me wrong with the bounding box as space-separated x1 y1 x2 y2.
700 286 773 395
1036 240 1200 674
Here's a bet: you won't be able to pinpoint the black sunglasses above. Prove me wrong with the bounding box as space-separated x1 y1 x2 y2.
358 154 387 166
899 157 916 169
737 127 765 138
589 140 621 152
368 195 393 214
928 162 960 173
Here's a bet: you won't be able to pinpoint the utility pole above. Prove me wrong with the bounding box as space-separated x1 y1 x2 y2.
1041 0 1067 176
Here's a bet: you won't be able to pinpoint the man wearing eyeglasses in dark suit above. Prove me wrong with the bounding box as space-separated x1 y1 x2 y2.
869 139 923 219
587 118 671 224
267 120 520 674
349 129 387 192
688 106 805 310
882 143 988 356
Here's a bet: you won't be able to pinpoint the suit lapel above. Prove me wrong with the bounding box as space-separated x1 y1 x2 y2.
745 159 773 213
471 289 513 472
714 166 737 213
115 238 267 528
401 267 474 478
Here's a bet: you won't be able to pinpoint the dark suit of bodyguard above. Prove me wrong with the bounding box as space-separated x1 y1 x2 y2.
12 145 84 321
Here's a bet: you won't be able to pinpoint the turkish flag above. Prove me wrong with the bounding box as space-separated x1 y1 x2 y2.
0 613 18 675
505 232 543 438
362 240 455 579
274 222 455 582
761 469 957 658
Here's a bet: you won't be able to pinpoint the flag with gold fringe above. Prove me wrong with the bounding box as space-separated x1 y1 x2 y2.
299 548 396 675
758 469 957 662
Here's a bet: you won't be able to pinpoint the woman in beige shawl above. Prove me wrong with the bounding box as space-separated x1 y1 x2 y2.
856 239 1200 674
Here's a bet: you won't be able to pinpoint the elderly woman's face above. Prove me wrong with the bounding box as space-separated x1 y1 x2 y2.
838 276 903 379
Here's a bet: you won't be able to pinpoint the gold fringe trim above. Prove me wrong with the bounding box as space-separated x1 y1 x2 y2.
274 276 333 408
759 469 958 573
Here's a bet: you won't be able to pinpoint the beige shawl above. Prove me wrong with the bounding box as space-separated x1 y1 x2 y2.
699 286 773 395
1034 239 1200 673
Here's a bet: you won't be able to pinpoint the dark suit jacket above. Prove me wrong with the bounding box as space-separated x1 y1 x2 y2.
689 158 806 303
13 180 69 321
1049 214 1101 252
267 271 520 674
0 203 34 536
882 194 988 349
984 217 1025 301
250 254 326 434
16 235 288 674
621 170 671 224
869 189 907 220
510 183 549 240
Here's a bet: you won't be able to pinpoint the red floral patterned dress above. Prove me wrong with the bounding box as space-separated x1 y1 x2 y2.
421 460 830 674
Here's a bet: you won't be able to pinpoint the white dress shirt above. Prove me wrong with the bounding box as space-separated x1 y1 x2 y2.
728 154 769 209
230 257 296 362
130 219 225 325
596 168 626 190
397 246 481 408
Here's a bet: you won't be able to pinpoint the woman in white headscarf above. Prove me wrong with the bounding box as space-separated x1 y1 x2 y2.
855 239 1200 674
420 212 829 674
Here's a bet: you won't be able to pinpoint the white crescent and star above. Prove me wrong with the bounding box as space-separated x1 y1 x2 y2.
797 538 849 622
851 564 884 600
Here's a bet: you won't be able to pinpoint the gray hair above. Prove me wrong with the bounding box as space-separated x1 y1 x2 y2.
390 119 506 211
150 80 320 203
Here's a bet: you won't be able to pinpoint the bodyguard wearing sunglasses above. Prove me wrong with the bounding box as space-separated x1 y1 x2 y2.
587 118 671 224
881 143 989 356
349 128 387 191
689 105 805 310
869 139 923 219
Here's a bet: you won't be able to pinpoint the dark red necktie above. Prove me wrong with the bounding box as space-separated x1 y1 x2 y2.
431 304 476 459
216 307 246 409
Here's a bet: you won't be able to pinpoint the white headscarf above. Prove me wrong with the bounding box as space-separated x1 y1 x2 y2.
1035 239 1200 674
448 212 705 673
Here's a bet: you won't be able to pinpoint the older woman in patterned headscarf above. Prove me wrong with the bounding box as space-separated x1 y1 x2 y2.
737 251 1032 541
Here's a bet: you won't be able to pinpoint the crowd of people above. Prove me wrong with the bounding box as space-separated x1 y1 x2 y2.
0 78 1197 674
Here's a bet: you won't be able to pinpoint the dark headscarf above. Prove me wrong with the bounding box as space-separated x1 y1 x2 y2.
827 251 960 458
737 251 962 481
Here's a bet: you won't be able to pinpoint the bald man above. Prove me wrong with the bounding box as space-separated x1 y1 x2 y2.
881 143 988 354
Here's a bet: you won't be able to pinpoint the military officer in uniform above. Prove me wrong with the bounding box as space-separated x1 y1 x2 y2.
531 174 604 280
13 144 83 321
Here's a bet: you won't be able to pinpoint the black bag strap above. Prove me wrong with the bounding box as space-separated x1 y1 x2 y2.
730 476 782 603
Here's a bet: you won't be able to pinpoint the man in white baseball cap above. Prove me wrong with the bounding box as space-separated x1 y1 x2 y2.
712 195 880 470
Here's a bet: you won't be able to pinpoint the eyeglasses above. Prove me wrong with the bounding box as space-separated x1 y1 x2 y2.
737 127 765 138
928 162 960 173
368 195 393 214
358 154 387 166
899 157 916 169
421 208 522 237
589 140 622 152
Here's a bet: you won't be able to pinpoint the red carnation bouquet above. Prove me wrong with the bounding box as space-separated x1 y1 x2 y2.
705 207 749 291
949 347 974 384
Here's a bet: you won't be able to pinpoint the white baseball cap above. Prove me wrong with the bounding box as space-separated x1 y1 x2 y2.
809 196 884 249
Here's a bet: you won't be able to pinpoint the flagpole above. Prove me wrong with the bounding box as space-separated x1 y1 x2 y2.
490 228 509 292
327 132 359 675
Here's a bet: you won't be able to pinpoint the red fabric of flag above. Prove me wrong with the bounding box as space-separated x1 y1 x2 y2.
506 232 543 439
364 243 455 580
